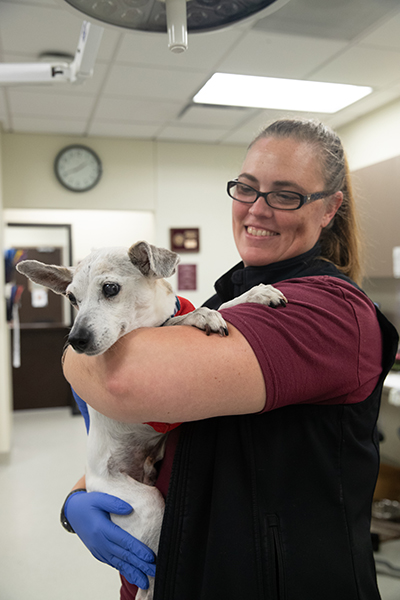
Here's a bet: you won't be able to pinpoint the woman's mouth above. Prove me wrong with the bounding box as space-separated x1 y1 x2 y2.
246 226 279 237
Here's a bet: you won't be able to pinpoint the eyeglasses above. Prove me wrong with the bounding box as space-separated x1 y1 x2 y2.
227 179 333 211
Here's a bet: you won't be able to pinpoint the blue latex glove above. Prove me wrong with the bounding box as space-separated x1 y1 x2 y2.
64 490 156 589
71 388 90 433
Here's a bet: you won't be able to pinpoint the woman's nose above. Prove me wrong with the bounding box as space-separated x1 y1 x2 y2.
248 196 274 217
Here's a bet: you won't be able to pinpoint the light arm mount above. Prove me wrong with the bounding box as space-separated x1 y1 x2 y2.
0 21 103 85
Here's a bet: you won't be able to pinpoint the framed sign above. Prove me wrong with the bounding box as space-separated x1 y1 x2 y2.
170 228 200 253
178 264 197 291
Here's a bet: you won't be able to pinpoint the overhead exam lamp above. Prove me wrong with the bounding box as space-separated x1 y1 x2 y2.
0 21 103 84
0 0 288 85
62 0 290 53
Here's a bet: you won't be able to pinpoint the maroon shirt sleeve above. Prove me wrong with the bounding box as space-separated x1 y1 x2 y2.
219 276 383 412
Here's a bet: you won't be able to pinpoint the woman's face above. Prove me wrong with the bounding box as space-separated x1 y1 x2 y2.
232 136 342 267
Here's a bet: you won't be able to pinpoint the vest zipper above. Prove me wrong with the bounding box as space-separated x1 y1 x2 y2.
264 514 286 600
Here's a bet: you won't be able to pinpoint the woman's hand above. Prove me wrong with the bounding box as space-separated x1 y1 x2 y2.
64 490 156 589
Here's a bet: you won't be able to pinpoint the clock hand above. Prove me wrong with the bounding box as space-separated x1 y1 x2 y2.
64 161 89 175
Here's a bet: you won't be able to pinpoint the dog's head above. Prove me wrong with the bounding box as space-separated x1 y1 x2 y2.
16 241 180 356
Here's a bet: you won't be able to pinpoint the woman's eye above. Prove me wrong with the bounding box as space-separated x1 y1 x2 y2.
237 184 254 195
67 293 77 306
103 283 121 298
274 191 299 203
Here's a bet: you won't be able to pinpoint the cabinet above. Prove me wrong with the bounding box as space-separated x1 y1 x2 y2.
352 155 400 278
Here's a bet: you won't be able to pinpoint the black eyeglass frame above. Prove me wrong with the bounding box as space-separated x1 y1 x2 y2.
227 179 334 211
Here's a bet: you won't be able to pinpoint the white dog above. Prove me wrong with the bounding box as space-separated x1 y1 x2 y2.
17 241 287 600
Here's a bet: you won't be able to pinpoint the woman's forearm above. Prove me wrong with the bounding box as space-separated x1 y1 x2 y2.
71 475 86 491
63 324 266 424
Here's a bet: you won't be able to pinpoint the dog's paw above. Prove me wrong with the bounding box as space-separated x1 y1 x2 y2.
164 307 229 336
220 284 288 310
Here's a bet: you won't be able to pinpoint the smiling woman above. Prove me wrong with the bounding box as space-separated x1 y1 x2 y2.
231 136 343 267
62 118 398 600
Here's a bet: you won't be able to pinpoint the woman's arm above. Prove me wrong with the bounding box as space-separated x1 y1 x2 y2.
71 474 86 490
63 322 266 424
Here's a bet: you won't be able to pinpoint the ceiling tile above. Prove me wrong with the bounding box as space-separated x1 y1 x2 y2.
8 89 96 118
254 0 400 41
94 95 182 121
102 64 208 100
360 12 400 51
93 29 122 63
157 125 228 143
179 104 254 127
89 120 160 138
11 116 87 135
310 45 400 87
0 4 82 56
217 30 346 79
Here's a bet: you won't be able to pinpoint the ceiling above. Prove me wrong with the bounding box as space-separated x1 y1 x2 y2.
1 0 400 145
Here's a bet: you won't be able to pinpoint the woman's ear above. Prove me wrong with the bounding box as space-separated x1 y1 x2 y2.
322 191 343 228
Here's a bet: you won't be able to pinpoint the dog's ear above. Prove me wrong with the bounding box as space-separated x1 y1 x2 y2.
128 241 180 279
16 260 74 295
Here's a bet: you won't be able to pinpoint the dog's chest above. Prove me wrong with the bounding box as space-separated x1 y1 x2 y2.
86 406 166 486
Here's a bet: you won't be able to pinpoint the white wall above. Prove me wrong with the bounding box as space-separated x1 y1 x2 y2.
2 134 156 211
4 209 155 264
338 99 400 171
2 133 246 306
0 128 12 455
155 141 244 307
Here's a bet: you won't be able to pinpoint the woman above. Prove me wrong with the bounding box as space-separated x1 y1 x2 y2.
62 118 398 600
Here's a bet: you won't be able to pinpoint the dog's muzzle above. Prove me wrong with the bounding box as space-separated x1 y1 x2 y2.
68 327 94 354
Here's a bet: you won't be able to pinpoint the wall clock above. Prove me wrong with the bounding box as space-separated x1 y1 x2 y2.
54 145 102 192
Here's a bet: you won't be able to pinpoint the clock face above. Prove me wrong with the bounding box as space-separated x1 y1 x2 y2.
55 145 102 192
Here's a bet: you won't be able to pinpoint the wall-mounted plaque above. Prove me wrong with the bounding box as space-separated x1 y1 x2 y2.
170 228 200 253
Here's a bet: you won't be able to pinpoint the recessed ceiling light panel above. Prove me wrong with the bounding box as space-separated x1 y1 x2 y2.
193 73 373 113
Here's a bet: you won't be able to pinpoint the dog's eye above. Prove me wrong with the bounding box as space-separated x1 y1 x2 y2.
103 283 121 298
67 292 78 306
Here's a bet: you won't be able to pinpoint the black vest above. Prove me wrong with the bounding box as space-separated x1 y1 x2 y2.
154 248 399 600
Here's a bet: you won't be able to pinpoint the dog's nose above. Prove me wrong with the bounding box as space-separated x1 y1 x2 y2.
68 328 93 354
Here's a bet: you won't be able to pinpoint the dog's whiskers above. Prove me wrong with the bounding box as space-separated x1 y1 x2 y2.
61 340 71 366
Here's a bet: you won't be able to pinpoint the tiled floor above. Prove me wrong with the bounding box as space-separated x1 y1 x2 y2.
1 408 400 600
375 540 400 599
0 408 120 600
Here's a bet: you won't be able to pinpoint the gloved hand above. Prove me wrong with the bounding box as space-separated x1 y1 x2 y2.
64 490 156 589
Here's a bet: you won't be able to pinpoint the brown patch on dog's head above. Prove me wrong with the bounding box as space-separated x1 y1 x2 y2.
128 241 180 279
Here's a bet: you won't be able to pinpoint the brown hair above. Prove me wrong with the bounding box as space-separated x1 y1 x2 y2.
249 118 363 285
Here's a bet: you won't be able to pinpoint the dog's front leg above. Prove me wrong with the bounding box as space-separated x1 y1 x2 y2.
165 284 287 335
164 307 229 336
219 283 287 310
